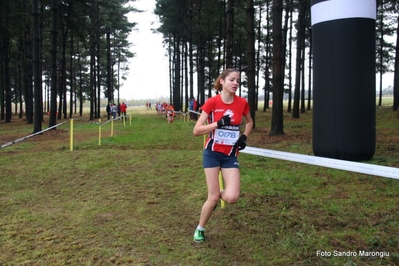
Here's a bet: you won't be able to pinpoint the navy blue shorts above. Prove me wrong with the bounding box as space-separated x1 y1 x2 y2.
203 149 239 169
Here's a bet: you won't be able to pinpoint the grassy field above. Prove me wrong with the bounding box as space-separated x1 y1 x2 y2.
0 105 399 265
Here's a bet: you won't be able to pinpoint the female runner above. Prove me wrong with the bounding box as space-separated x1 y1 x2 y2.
192 68 253 243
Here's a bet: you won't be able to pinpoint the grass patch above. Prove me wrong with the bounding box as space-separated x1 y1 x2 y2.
0 107 399 265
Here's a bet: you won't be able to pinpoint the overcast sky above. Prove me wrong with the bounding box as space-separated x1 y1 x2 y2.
121 0 170 100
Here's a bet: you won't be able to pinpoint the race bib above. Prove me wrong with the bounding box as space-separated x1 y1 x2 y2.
214 128 239 145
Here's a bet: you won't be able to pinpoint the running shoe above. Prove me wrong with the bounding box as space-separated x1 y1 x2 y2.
193 229 205 243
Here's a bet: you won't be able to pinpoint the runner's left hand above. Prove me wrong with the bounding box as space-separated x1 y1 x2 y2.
235 134 247 150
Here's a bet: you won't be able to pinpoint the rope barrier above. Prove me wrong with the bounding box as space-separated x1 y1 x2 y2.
99 115 131 126
1 114 133 150
170 110 192 122
0 121 68 149
188 110 201 115
240 146 399 180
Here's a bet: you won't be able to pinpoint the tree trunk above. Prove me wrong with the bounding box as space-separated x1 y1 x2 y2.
17 55 23 118
78 53 83 116
173 35 181 110
107 29 112 103
89 8 95 120
33 0 42 132
225 0 234 68
25 9 34 124
269 0 284 136
287 6 293 112
59 20 68 120
39 2 44 120
96 34 100 119
184 41 189 112
189 34 194 99
255 2 263 111
282 0 290 111
1 51 4 121
393 14 399 111
49 0 58 128
263 0 271 112
378 7 384 107
168 35 175 102
246 0 256 128
292 0 305 119
3 0 12 123
69 33 74 118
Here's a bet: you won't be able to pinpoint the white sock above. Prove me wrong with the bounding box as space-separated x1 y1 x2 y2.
196 225 205 231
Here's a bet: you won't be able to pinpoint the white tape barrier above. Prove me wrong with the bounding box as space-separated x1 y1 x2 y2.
1 121 68 149
174 111 186 116
100 115 130 125
188 110 201 116
241 146 399 180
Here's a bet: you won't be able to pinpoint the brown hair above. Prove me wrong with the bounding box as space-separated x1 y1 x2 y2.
213 68 239 92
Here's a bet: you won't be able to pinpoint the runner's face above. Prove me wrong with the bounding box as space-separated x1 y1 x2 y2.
221 72 240 94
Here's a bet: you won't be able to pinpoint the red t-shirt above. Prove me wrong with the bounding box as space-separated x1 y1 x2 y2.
201 94 250 156
120 103 127 113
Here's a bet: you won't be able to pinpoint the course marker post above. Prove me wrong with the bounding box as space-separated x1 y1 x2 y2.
111 119 114 136
98 119 102 146
218 171 225 208
70 119 74 151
